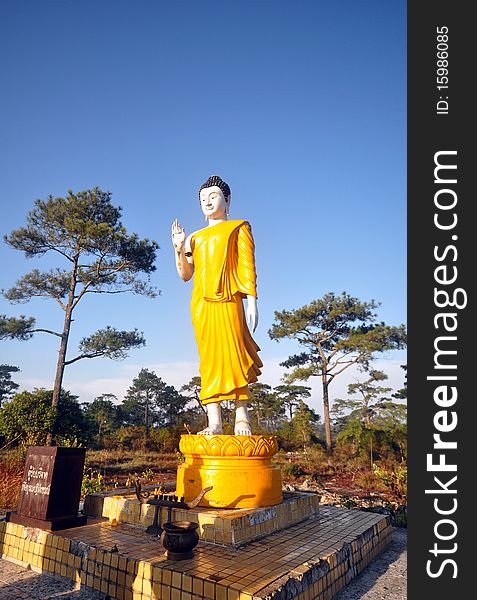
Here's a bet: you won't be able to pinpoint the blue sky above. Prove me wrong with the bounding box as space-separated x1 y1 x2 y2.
0 0 406 414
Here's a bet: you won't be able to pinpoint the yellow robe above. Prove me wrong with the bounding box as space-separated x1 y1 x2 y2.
190 220 262 404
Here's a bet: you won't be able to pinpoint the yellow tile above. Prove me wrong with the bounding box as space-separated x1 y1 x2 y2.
172 571 182 589
171 588 181 600
216 585 227 600
227 589 239 600
215 531 224 544
132 576 143 592
192 577 203 596
111 553 120 569
127 559 137 574
143 562 153 579
101 580 109 593
152 582 161 599
162 569 172 586
118 571 126 586
204 581 215 599
161 585 171 600
183 574 192 592
112 584 122 599
153 566 163 583
143 579 152 596
37 531 44 546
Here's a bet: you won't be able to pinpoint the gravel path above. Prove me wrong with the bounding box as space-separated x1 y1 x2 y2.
0 560 97 599
334 527 407 600
0 528 407 599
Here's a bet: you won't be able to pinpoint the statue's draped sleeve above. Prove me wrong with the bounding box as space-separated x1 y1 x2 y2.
234 222 257 298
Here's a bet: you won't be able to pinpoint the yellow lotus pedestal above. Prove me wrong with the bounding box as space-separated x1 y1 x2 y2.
176 434 283 509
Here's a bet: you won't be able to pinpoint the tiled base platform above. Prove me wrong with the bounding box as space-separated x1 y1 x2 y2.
0 506 391 600
84 491 321 547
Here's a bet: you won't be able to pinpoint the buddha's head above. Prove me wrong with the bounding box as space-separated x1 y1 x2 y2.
199 175 231 220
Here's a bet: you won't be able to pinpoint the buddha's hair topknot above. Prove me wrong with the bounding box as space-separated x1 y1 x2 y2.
198 175 231 200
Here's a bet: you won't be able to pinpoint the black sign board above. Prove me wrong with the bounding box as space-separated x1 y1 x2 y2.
7 446 87 530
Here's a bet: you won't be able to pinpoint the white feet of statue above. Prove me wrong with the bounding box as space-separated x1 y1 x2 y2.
197 401 252 435
197 426 222 435
198 402 223 435
234 400 252 435
234 420 252 436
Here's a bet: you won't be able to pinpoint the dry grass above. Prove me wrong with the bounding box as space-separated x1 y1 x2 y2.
84 449 180 490
85 448 179 472
0 455 24 510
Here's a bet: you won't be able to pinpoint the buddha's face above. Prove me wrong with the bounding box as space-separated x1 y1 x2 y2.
200 186 229 220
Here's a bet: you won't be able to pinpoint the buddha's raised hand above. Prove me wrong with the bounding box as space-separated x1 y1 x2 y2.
171 219 186 252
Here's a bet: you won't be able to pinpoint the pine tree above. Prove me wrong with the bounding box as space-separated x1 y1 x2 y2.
1 188 158 443
269 292 406 451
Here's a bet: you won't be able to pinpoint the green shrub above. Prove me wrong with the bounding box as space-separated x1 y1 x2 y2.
81 468 105 498
372 462 407 501
281 463 304 478
0 389 92 447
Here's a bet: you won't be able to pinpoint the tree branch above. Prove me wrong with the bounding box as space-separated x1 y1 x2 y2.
71 259 130 310
49 246 75 263
71 280 93 310
31 328 63 338
83 288 137 295
320 328 339 344
54 297 67 311
316 343 328 371
328 360 360 383
328 350 357 370
64 353 101 365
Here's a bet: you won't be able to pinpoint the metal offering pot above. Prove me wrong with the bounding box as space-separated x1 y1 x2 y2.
160 520 200 560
